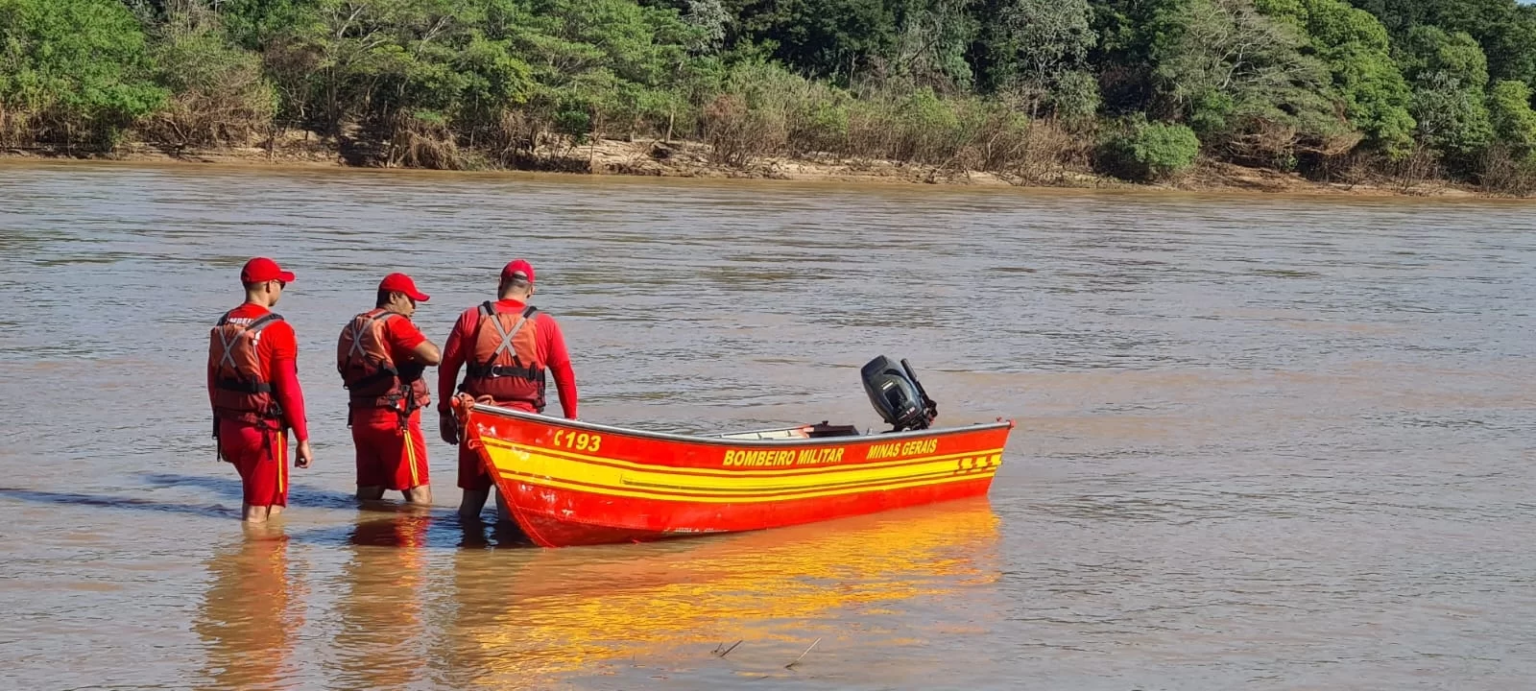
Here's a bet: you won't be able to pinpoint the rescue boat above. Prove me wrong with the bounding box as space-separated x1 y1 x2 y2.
451 356 1014 547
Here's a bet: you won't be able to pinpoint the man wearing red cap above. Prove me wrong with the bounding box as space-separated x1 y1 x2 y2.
439 259 579 523
337 273 442 504
207 257 313 523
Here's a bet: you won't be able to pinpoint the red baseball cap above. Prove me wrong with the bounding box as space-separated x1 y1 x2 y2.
241 257 295 284
379 272 429 302
501 259 535 284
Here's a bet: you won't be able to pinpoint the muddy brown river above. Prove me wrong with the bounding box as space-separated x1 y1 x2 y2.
1 161 1533 690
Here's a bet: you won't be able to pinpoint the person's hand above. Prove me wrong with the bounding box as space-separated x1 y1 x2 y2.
295 440 314 469
440 411 460 445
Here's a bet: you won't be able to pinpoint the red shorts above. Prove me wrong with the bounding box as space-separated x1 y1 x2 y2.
352 408 429 491
218 419 288 508
458 442 493 491
456 399 537 491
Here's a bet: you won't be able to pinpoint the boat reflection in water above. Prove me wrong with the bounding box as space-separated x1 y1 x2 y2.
328 511 435 691
191 499 1000 689
438 497 1002 687
194 526 305 691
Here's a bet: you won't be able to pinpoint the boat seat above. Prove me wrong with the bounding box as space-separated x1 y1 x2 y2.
806 422 861 438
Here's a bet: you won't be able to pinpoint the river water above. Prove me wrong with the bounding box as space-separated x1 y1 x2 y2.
0 161 1533 690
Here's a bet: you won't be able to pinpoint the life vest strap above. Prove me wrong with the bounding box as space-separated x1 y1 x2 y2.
343 365 401 391
465 364 544 380
469 303 540 379
344 310 396 363
216 378 273 394
218 311 283 330
213 311 285 391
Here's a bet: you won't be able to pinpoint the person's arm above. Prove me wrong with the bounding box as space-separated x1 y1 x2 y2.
542 316 579 420
411 340 441 366
391 318 440 366
437 312 470 444
272 357 313 468
264 322 308 442
437 312 469 415
272 358 309 442
207 359 219 444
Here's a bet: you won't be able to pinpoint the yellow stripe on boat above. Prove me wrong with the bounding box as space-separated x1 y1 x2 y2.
482 438 1004 477
483 442 1003 503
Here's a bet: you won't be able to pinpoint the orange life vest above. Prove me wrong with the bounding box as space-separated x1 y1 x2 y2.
459 302 546 411
209 311 284 424
336 309 431 412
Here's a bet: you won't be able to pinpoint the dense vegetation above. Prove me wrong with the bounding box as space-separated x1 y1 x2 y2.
2 0 1534 191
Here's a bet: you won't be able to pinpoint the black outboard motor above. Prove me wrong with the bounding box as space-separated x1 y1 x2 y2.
861 356 939 432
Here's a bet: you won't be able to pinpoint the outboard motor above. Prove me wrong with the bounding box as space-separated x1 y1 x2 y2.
861 356 938 432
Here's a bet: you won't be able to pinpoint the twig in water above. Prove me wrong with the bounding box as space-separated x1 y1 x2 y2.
785 637 821 669
711 640 743 658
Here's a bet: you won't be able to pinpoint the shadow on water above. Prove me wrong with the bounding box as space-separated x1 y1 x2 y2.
463 520 538 549
139 472 359 508
0 486 231 519
0 481 536 550
277 511 539 551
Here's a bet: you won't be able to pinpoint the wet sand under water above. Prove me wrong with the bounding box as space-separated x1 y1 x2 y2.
0 161 1534 689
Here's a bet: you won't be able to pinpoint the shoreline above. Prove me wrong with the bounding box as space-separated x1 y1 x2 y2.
2 137 1516 200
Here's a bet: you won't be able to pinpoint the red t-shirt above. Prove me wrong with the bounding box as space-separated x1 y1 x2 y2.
208 302 310 441
376 311 428 367
437 299 578 419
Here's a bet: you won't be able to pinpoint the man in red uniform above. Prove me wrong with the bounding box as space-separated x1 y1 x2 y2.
439 259 579 524
338 273 441 504
208 257 313 523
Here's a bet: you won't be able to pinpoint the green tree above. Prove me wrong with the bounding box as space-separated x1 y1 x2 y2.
888 0 979 90
1100 116 1201 180
724 0 900 80
220 0 317 50
0 0 168 145
1346 0 1536 88
1084 0 1165 116
683 0 728 52
1256 0 1415 153
975 0 1098 115
1399 25 1494 161
1148 0 1345 165
1487 79 1536 154
499 0 697 141
143 4 280 146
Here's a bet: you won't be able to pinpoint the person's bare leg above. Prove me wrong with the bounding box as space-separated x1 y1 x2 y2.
243 503 271 523
403 484 433 505
268 505 284 518
459 488 489 523
357 485 386 501
494 487 513 524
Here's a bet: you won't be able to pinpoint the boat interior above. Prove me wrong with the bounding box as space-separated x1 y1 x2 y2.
718 356 943 440
718 421 864 440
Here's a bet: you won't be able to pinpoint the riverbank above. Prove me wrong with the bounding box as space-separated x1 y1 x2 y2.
1 136 1499 199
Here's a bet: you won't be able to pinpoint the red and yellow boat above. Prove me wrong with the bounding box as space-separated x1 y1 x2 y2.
452 356 1013 547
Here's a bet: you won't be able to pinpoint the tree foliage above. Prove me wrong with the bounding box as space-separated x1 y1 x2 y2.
1399 25 1494 161
1146 0 1348 167
1346 0 1536 88
1256 0 1415 152
1487 79 1536 155
0 0 1531 186
1100 117 1202 180
0 0 168 144
979 0 1096 98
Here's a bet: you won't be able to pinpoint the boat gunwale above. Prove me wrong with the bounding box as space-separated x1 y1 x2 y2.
468 403 1014 448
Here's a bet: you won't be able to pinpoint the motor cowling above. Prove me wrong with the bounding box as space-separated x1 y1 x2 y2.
861 356 938 432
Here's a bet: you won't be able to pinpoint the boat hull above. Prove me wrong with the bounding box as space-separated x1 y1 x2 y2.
455 397 1014 547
